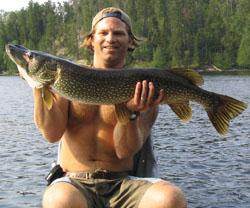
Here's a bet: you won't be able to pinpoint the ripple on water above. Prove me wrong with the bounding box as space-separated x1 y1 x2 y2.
1 76 250 207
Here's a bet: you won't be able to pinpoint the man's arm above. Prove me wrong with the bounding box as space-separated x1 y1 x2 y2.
113 81 164 159
33 88 69 143
113 107 158 159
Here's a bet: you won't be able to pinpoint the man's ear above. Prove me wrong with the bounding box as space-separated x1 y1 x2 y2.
128 37 135 51
81 33 94 52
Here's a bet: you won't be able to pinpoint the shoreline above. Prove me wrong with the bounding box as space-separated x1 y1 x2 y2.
199 69 250 76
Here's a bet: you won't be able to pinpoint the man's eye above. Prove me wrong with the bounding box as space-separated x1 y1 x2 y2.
114 31 126 36
99 31 108 35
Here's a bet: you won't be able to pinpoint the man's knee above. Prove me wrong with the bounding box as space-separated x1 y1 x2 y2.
42 182 88 208
139 181 187 208
159 182 187 208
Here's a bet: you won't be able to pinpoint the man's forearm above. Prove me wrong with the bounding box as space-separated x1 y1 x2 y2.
113 106 159 159
33 88 68 142
113 119 144 159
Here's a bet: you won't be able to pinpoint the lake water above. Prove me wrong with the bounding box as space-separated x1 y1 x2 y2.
0 75 249 208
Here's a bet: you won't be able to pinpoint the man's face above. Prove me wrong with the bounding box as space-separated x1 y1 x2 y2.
91 17 132 68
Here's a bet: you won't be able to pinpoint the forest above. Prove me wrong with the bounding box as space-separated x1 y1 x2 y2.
0 0 250 74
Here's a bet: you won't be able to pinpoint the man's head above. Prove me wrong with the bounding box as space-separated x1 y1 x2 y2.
83 7 140 53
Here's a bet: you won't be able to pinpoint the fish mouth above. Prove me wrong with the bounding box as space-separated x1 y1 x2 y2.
5 44 29 68
5 44 28 55
5 44 43 88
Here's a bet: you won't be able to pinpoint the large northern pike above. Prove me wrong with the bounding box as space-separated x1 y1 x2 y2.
6 44 247 135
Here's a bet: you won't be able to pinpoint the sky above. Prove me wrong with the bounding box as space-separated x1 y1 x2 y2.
0 0 67 12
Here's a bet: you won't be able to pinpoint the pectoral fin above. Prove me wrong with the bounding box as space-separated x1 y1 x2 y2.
115 103 132 124
169 102 192 122
42 87 55 110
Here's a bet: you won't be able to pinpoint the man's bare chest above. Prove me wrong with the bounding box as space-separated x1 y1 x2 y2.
68 102 117 125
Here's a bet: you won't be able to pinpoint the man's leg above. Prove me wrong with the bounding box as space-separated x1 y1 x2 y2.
138 181 187 208
42 182 88 208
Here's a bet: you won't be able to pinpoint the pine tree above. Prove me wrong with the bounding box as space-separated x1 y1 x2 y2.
26 1 45 48
168 0 184 67
1 0 250 73
237 16 250 67
236 0 250 68
39 1 59 53
0 14 6 73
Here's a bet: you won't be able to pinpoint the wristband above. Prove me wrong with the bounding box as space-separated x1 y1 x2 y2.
129 111 140 120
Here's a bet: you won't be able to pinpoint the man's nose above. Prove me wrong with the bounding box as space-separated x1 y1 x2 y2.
106 33 115 42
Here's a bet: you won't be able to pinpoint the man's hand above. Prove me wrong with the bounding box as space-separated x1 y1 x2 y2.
126 80 164 112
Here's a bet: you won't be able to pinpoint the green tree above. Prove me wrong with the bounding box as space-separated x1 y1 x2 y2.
25 1 45 48
152 46 166 68
16 9 29 45
237 16 250 67
39 1 60 53
219 0 239 68
0 14 6 73
1 0 250 73
168 0 184 67
236 0 250 68
61 2 81 58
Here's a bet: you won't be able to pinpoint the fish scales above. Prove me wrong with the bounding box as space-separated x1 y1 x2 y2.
54 66 203 105
5 44 247 135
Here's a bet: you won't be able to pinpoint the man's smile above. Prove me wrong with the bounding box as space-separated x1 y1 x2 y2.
103 45 119 53
103 45 118 49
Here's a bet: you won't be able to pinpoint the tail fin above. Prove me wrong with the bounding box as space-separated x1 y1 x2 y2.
207 95 247 135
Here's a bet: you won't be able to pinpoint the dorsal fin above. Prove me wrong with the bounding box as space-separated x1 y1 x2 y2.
169 69 204 86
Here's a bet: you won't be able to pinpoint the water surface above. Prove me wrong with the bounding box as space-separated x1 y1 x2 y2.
0 75 249 207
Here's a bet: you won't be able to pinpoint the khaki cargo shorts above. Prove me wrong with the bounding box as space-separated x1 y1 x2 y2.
52 172 162 208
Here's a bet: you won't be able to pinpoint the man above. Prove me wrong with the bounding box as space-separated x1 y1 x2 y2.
37 7 187 208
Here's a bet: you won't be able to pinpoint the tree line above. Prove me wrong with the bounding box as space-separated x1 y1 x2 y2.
0 0 250 74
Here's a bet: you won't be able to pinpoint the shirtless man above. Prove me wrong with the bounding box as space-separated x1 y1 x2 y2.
37 7 187 208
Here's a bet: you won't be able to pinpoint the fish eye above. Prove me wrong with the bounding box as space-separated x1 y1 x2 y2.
26 51 33 59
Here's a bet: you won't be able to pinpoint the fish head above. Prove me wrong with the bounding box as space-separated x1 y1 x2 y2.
5 44 58 88
5 44 29 69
